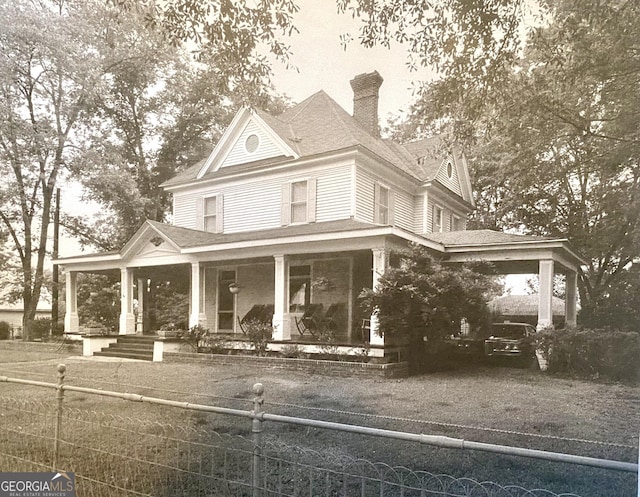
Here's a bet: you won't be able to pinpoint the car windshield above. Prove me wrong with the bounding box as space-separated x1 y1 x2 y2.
491 325 527 339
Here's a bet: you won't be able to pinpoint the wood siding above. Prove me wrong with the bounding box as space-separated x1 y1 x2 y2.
172 165 352 233
220 119 286 168
355 167 414 230
435 157 463 196
414 194 425 233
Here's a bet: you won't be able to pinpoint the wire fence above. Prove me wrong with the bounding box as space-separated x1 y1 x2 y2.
0 364 637 497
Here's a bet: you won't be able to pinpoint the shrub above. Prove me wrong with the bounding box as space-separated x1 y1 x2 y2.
0 321 10 340
201 335 229 354
183 325 208 351
535 328 640 382
31 318 52 340
280 344 305 358
244 319 273 356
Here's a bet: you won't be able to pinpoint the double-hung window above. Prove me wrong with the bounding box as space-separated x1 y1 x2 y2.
374 183 393 225
282 178 317 225
433 205 443 232
197 194 223 233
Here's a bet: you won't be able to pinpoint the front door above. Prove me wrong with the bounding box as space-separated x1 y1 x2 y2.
218 269 236 332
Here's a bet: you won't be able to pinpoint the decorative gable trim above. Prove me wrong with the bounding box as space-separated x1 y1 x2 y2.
120 222 182 261
196 107 299 179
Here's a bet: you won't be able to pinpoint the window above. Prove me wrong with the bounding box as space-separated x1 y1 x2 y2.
202 195 223 233
245 134 259 153
289 265 310 311
446 161 453 179
281 179 316 225
291 180 308 223
375 184 390 224
451 214 464 231
433 205 443 232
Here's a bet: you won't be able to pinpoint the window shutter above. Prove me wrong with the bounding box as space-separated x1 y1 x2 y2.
373 183 381 223
388 189 395 226
216 194 224 233
195 197 204 230
281 183 291 225
307 178 317 223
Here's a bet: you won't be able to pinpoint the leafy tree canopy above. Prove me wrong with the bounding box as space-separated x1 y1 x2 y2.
387 0 639 327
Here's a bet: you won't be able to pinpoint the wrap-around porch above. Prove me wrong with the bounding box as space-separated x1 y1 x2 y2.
58 222 585 350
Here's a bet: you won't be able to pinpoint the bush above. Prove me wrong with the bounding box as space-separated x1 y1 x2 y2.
244 319 273 356
0 321 10 340
31 318 52 340
535 328 639 382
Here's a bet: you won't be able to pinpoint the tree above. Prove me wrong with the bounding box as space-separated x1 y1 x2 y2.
464 1 640 324
385 1 640 328
0 0 111 339
360 245 500 370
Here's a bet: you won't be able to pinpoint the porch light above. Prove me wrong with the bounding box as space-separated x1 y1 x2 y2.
228 282 240 294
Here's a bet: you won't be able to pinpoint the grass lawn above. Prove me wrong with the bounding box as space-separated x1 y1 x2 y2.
0 344 637 496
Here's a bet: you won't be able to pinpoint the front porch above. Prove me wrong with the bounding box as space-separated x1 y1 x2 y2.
57 222 586 362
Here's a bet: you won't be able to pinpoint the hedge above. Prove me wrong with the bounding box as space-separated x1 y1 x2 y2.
535 328 639 382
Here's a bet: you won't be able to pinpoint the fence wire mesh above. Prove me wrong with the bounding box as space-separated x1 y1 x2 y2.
0 394 597 497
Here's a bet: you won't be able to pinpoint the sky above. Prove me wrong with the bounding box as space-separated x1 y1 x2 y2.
267 3 436 124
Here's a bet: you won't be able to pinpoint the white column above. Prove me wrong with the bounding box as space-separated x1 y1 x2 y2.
369 248 386 346
565 271 578 328
119 268 136 335
63 271 79 333
136 278 145 334
537 260 555 331
189 262 207 329
272 254 290 340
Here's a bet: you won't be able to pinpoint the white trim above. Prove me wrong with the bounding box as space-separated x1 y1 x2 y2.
196 107 299 179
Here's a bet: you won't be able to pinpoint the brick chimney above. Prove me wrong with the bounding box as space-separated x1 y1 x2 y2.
350 71 383 137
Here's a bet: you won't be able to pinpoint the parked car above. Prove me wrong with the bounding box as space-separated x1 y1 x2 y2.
484 322 536 359
443 335 484 358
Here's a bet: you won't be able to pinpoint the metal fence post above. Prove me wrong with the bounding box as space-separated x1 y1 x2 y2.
53 364 66 471
251 383 265 497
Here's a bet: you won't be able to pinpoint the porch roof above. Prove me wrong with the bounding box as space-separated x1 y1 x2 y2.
55 221 585 275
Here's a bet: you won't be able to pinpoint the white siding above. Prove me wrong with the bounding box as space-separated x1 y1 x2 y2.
435 157 463 196
173 165 352 233
414 194 425 233
355 169 376 223
354 166 415 230
394 189 413 231
220 119 285 168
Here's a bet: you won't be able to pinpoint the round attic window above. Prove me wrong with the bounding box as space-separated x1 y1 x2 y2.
446 161 453 178
245 134 259 153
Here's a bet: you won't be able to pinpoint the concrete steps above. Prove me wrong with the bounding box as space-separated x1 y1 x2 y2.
94 335 155 361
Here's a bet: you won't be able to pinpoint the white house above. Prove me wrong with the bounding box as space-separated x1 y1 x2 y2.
56 71 584 351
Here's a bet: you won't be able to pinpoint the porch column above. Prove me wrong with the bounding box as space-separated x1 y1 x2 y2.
537 260 555 331
369 248 386 346
63 271 79 333
565 270 578 328
189 262 207 329
136 278 145 334
119 267 136 335
272 254 291 340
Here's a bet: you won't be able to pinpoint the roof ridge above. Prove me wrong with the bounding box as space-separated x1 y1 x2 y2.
280 90 327 122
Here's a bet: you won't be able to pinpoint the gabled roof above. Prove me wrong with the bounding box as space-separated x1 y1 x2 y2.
162 90 465 189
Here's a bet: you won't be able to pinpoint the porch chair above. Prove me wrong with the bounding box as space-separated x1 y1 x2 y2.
260 305 275 324
237 305 266 334
316 303 342 334
294 304 324 337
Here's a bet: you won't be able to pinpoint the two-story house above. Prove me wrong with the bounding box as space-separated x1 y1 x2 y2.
57 71 584 352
